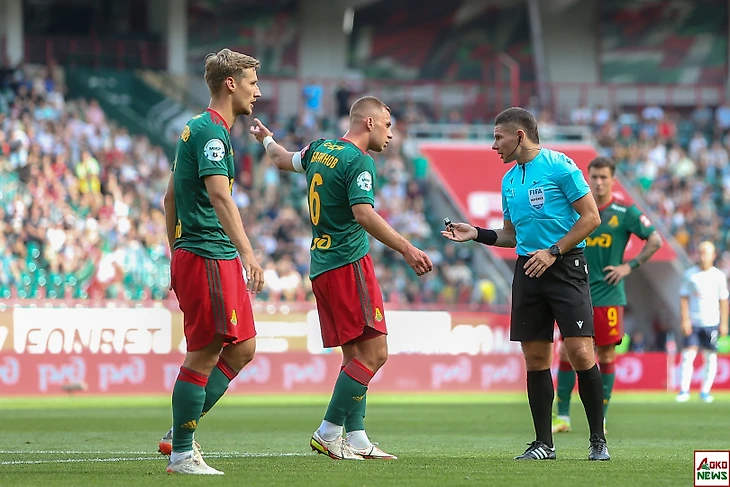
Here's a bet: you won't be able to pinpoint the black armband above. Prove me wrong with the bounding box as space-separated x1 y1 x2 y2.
474 227 498 246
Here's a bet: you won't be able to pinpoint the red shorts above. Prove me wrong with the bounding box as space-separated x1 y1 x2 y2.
593 306 624 347
171 250 256 352
311 254 387 348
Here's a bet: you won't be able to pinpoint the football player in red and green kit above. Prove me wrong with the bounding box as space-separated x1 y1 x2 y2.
250 96 433 460
553 157 662 434
160 49 265 475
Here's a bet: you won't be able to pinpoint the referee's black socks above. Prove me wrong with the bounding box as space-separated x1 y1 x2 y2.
576 364 606 440
527 369 554 448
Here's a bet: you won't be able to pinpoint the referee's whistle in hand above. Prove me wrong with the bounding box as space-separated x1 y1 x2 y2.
440 222 477 242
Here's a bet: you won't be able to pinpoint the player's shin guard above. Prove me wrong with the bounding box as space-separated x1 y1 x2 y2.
172 367 208 453
323 359 373 434
680 348 697 393
556 361 575 417
527 369 554 448
345 393 366 431
701 350 718 395
344 360 366 433
200 357 238 418
598 362 616 417
576 364 605 440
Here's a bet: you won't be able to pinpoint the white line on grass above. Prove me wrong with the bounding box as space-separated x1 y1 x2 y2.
0 451 153 455
1 452 310 465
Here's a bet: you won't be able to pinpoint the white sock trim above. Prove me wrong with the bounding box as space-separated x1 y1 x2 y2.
170 451 194 463
346 430 372 449
317 420 343 441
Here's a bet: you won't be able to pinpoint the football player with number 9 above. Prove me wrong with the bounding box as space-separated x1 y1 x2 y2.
553 157 662 435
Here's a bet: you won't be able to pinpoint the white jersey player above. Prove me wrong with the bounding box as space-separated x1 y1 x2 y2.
677 241 729 403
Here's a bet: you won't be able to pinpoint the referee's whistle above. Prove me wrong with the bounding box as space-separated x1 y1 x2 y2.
443 217 455 237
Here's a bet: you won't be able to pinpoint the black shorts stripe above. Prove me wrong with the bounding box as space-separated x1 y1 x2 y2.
353 260 374 328
205 259 226 334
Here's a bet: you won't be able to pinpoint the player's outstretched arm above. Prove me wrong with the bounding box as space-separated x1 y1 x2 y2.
351 203 433 276
204 175 265 293
163 174 176 255
249 118 301 172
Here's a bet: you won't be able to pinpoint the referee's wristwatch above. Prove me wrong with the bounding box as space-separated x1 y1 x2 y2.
549 244 562 259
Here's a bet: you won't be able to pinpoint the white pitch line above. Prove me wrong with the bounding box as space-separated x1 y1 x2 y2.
0 451 153 455
1 452 310 465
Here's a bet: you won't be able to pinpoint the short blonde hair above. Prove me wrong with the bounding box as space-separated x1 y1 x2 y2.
204 49 260 95
350 96 390 121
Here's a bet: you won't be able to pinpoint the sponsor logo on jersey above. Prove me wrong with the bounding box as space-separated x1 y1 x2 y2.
323 141 345 150
586 234 613 247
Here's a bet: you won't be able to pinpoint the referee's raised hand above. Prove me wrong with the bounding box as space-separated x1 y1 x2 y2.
440 222 477 242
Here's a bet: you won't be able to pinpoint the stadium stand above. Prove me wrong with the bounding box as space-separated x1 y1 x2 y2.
0 63 482 306
600 0 727 84
187 0 299 77
348 0 534 81
582 101 730 264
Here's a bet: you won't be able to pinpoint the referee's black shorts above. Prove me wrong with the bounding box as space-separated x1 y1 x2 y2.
510 248 594 342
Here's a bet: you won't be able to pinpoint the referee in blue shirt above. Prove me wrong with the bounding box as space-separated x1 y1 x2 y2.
443 107 609 461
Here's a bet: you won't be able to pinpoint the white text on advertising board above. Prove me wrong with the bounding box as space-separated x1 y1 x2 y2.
14 308 172 354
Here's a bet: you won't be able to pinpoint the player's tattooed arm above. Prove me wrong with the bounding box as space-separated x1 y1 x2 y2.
605 230 663 284
633 230 663 267
163 174 176 255
249 118 301 172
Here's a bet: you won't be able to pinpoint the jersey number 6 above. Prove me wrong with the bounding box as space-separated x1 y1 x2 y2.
309 173 323 226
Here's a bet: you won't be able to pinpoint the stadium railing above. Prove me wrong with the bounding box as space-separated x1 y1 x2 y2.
405 123 593 142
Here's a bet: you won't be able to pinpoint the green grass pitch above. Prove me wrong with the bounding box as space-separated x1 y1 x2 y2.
1 392 727 486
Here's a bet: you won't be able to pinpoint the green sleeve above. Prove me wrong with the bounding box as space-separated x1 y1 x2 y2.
299 138 325 171
626 205 656 239
195 124 230 178
346 154 376 207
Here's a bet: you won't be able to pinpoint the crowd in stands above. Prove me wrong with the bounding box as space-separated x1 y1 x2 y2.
569 102 730 266
0 63 479 306
4 61 730 327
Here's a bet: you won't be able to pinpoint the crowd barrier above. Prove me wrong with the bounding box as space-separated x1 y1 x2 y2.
0 307 727 395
